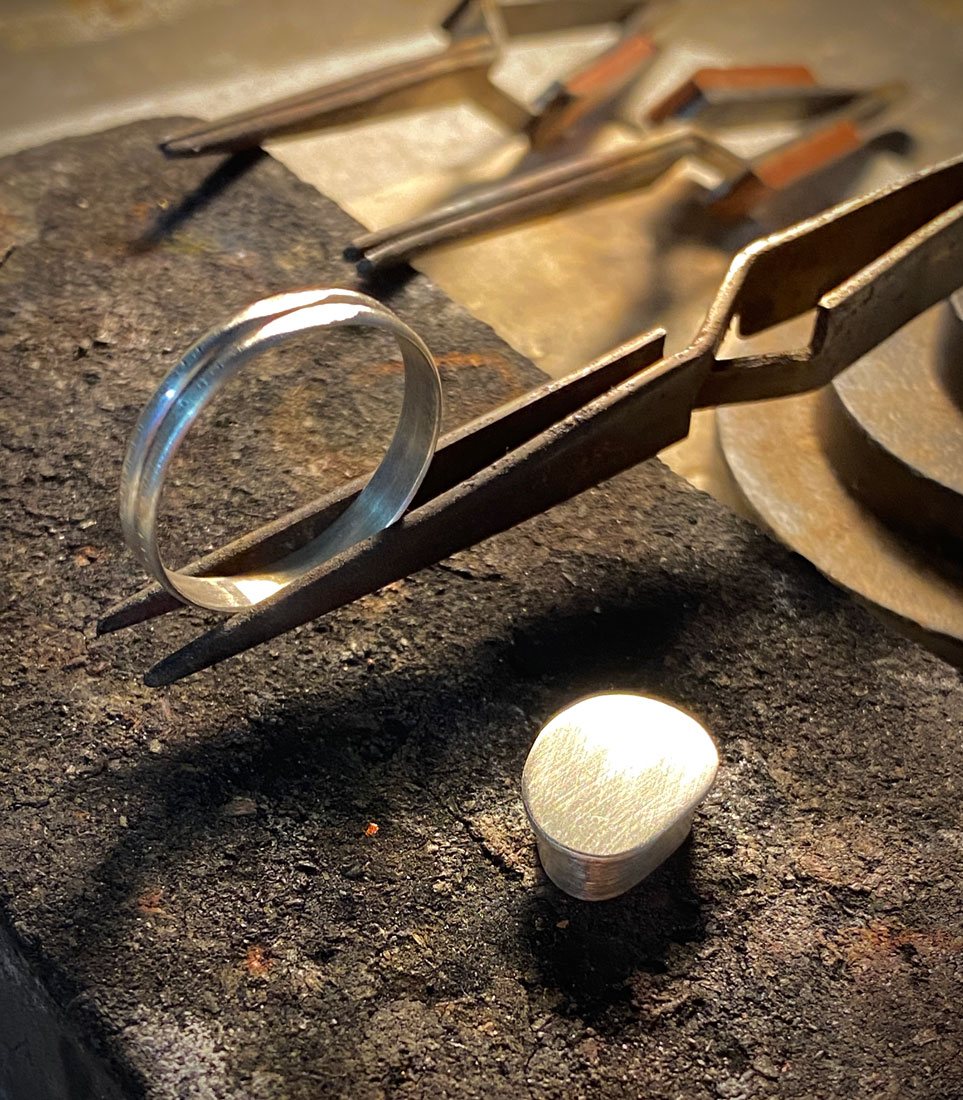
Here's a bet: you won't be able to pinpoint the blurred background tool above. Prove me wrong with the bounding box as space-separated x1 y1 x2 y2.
704 80 906 218
523 6 661 149
342 62 852 265
159 0 648 158
646 63 858 125
100 154 963 683
346 73 905 273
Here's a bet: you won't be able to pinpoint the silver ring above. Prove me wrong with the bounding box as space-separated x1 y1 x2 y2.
120 287 442 612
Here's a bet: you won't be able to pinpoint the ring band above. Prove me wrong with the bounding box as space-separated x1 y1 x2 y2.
120 288 442 612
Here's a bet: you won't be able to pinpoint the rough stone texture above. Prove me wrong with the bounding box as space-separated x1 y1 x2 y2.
1 120 962 1100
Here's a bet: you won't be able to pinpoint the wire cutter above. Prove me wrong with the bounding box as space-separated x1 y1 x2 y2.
99 152 963 685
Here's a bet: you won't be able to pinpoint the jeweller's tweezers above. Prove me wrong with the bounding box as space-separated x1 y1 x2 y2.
99 153 963 684
345 76 904 273
159 0 646 158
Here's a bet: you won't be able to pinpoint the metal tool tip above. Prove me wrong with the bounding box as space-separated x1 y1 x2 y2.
97 597 146 635
157 136 198 158
144 664 175 688
145 645 199 686
95 611 123 636
355 256 376 278
343 243 363 263
144 627 232 686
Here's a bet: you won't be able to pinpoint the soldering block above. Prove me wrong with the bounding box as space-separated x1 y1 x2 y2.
1 119 962 1100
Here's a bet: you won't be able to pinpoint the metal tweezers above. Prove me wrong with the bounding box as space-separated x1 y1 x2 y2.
346 73 905 273
159 0 646 158
99 153 963 684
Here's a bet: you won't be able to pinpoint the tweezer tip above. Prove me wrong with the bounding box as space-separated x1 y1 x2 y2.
144 663 175 688
95 613 121 637
97 599 141 635
157 136 200 158
145 641 213 687
343 243 363 263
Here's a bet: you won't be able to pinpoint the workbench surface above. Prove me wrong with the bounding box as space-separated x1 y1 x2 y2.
0 120 960 1100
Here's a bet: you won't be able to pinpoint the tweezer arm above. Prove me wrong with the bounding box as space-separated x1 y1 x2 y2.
143 347 704 685
698 152 963 405
348 130 733 274
160 35 499 157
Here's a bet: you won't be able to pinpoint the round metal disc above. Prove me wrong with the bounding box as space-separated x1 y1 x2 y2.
823 294 963 547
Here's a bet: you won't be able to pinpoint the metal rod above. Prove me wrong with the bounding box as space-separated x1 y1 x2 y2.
160 36 499 157
351 130 739 273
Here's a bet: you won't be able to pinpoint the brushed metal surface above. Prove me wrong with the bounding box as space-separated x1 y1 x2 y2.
522 694 718 900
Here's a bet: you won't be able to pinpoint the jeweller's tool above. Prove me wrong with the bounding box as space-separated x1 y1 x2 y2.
158 0 646 158
522 694 718 901
705 80 906 220
345 75 904 274
99 154 963 684
342 128 718 271
524 8 660 150
646 64 858 126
